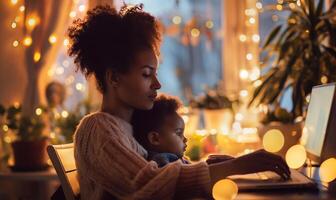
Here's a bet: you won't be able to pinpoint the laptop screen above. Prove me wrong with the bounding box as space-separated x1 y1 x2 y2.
301 84 336 159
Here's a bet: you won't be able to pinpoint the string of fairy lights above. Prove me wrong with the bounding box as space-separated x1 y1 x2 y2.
5 0 89 142
231 0 304 135
8 0 88 108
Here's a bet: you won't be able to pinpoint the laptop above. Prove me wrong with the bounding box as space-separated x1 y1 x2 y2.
229 83 336 191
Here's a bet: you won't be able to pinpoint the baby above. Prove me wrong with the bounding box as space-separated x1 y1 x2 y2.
132 95 190 167
132 94 233 167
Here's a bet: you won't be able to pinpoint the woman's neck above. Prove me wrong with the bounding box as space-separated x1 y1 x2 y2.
101 94 133 122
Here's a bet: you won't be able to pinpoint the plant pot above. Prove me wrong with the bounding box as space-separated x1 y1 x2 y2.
11 138 49 171
258 122 303 158
203 108 234 133
182 109 200 137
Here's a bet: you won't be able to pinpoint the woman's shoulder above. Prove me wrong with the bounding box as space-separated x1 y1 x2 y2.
79 111 119 127
75 111 131 140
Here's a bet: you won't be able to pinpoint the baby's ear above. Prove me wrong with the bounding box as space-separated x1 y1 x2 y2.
147 131 161 146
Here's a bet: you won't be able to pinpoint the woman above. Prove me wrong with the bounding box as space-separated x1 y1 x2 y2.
68 4 290 200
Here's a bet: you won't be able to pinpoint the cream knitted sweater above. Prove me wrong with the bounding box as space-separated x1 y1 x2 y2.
74 112 211 200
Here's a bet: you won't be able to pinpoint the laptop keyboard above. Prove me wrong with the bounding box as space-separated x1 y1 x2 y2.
257 171 284 181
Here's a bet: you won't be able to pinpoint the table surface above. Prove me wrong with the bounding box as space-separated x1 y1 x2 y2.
0 167 58 181
0 165 335 199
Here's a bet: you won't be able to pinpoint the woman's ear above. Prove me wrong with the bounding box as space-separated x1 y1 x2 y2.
106 69 119 86
147 131 161 146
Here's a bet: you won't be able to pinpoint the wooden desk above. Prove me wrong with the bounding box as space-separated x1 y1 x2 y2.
0 167 60 200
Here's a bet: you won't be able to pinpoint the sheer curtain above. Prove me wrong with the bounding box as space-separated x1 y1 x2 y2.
23 0 72 115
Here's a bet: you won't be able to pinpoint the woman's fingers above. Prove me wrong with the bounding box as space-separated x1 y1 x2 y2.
264 154 291 179
270 164 290 180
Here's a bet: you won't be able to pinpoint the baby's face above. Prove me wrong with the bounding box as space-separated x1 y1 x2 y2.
156 113 187 158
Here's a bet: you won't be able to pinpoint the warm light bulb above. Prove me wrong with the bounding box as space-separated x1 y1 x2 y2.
76 83 84 91
249 17 256 24
172 16 182 25
191 28 200 37
252 34 260 43
62 60 70 67
263 129 284 153
2 125 9 132
239 34 247 42
212 179 238 200
249 68 260 81
289 3 296 9
319 158 336 183
34 51 41 62
276 4 283 11
239 69 249 79
61 110 69 118
78 4 86 12
49 34 57 44
19 5 25 12
256 2 263 9
27 17 37 27
55 67 64 75
205 20 214 29
239 90 248 98
286 145 307 169
69 11 77 18
11 22 17 29
10 0 18 5
35 108 42 116
321 76 328 84
12 40 19 47
23 36 32 46
63 39 69 46
246 53 253 61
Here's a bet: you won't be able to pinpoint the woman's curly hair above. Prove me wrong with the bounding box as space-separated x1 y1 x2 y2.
67 4 161 93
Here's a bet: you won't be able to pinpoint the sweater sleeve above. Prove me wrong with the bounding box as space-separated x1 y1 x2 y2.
74 114 211 200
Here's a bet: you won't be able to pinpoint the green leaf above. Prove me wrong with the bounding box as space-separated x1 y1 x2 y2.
263 25 282 49
316 0 324 17
249 68 279 107
0 105 5 116
269 48 301 104
323 45 336 59
331 0 336 10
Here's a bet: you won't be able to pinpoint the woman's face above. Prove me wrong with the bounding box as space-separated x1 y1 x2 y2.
115 48 161 110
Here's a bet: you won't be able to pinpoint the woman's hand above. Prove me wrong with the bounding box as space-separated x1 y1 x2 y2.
208 149 291 185
206 154 235 165
230 149 291 179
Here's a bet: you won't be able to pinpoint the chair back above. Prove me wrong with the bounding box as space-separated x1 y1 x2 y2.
47 143 80 200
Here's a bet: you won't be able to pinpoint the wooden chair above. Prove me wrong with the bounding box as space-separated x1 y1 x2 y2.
47 143 80 200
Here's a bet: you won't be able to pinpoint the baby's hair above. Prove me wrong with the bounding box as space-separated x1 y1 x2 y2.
132 95 182 147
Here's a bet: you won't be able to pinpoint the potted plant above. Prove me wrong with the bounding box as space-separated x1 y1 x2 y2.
0 104 49 171
54 100 93 143
250 0 336 156
190 86 237 133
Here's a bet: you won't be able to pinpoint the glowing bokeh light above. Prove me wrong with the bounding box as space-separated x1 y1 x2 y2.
319 158 336 183
263 129 284 153
285 145 307 169
212 179 238 200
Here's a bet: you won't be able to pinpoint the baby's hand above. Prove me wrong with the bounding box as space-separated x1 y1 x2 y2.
206 154 235 164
